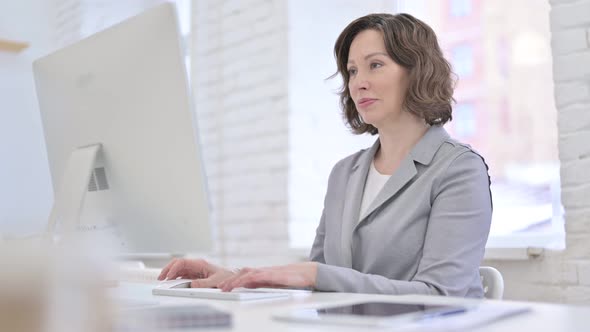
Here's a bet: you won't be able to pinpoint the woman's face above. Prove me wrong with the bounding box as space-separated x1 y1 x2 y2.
347 29 410 129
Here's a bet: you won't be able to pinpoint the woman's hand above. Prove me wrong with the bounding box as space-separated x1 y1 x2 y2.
157 258 235 288
217 262 318 292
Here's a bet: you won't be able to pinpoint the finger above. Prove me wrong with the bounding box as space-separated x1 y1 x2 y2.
222 271 263 291
217 274 240 290
166 259 187 280
186 259 210 277
241 280 278 289
190 277 218 288
217 267 247 288
218 268 254 290
158 259 178 280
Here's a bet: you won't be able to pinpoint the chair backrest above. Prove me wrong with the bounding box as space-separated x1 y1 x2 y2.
479 266 504 300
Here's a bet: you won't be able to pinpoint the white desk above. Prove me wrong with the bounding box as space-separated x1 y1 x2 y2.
115 282 590 331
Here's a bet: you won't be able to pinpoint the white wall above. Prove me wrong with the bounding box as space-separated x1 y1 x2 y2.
483 0 590 303
0 1 57 237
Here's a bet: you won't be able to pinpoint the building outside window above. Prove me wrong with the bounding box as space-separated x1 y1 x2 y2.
452 103 476 139
451 44 474 77
450 0 472 17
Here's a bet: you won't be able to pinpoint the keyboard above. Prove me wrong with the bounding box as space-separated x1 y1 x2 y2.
119 267 311 301
152 287 296 301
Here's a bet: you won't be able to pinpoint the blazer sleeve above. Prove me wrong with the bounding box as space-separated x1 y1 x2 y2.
309 210 326 264
313 151 492 296
309 158 346 264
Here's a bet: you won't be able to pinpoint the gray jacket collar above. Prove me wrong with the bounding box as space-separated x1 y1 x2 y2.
352 125 450 171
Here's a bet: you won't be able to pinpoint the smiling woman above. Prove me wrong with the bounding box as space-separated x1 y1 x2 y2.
160 12 493 299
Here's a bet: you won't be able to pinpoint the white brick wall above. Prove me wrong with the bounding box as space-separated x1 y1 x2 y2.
484 0 590 304
191 0 291 267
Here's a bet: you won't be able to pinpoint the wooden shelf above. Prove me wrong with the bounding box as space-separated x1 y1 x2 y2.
0 39 29 52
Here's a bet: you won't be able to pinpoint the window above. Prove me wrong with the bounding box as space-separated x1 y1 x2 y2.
451 44 474 77
450 0 472 17
453 103 476 138
441 1 564 249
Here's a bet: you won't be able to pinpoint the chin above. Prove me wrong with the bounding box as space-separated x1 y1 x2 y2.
360 114 383 127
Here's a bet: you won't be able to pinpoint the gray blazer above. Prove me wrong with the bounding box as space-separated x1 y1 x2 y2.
310 125 492 298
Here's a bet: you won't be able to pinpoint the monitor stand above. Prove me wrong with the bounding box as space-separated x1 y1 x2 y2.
46 143 101 236
43 143 186 264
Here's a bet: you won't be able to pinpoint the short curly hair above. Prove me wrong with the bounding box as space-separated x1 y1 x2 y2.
333 13 456 135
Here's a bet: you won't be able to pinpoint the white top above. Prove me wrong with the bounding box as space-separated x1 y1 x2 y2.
359 161 391 221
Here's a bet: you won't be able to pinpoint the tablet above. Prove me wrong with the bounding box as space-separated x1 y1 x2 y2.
273 301 469 327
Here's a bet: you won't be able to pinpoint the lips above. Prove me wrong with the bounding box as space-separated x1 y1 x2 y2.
358 98 377 108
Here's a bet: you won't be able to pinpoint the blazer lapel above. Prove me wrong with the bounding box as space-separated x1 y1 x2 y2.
339 125 450 266
356 125 449 223
357 156 417 222
339 140 379 267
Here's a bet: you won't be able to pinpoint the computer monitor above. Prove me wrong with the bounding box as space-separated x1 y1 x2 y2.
32 3 212 254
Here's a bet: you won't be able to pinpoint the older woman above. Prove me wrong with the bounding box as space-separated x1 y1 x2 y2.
159 13 492 298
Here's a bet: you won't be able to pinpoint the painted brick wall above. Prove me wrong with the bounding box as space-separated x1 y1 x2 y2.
483 0 590 304
190 0 291 267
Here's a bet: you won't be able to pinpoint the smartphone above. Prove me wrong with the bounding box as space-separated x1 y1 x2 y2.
273 301 469 327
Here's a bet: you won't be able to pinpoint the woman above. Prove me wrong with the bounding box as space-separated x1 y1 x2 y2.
158 13 492 298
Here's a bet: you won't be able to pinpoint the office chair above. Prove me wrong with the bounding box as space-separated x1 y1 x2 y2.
479 266 504 300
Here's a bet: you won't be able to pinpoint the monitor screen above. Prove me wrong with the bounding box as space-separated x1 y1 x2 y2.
32 3 212 254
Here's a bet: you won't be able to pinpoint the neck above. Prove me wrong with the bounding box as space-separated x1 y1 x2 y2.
374 113 428 171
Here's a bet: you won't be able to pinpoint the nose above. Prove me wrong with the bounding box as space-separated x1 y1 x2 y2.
349 72 369 93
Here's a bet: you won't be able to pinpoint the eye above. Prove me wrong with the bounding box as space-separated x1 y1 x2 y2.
347 67 357 76
370 62 383 69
